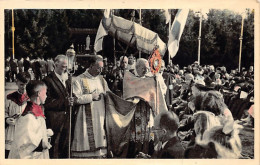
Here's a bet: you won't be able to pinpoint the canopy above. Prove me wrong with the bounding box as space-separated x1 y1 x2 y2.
94 15 167 56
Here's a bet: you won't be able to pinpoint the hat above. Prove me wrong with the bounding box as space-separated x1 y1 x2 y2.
194 76 215 91
194 79 205 86
194 61 199 65
185 73 194 82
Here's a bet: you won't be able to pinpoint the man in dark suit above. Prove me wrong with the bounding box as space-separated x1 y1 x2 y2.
10 58 18 82
17 57 24 73
33 57 42 80
137 111 184 159
23 57 31 73
153 111 184 158
43 55 75 158
5 56 11 82
40 57 47 78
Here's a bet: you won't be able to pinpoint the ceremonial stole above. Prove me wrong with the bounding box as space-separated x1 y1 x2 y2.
81 78 96 151
81 76 106 151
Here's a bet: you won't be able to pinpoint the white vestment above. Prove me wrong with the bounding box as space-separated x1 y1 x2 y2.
71 70 109 158
8 114 49 159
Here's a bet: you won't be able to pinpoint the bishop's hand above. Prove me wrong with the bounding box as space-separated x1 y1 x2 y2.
92 92 101 101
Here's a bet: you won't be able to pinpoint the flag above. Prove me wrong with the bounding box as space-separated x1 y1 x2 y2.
94 20 108 53
168 9 189 58
164 9 171 24
94 9 112 53
104 9 111 18
94 9 111 53
123 71 168 115
105 91 137 157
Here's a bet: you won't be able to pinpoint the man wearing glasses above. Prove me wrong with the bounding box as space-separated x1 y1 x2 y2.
137 111 184 158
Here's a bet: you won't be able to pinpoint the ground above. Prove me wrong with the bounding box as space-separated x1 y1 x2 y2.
4 82 255 159
239 125 254 158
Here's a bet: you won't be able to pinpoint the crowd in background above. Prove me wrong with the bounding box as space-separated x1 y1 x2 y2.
5 56 55 82
4 53 254 159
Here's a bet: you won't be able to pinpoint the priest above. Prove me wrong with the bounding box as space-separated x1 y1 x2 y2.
71 55 110 158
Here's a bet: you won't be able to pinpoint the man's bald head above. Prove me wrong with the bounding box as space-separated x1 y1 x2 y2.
135 58 150 77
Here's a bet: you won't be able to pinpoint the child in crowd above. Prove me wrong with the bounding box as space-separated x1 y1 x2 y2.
8 80 53 159
5 72 31 158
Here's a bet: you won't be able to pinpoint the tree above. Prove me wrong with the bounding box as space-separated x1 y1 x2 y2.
5 9 254 70
14 10 50 59
44 10 70 58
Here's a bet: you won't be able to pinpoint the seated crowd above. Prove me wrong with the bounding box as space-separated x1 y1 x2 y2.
5 53 254 159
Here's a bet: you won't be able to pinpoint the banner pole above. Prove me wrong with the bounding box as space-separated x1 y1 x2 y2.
139 9 142 59
113 10 117 65
12 9 15 59
198 9 202 65
168 10 171 65
238 14 244 72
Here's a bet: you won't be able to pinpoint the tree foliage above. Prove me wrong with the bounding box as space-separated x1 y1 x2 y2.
5 9 254 70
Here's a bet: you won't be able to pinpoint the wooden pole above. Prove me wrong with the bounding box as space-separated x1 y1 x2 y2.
198 9 202 65
67 48 76 159
168 10 171 65
139 9 142 59
12 9 15 59
113 10 117 65
68 75 72 158
238 14 244 72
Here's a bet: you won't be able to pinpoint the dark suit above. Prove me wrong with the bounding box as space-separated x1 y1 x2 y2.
10 59 18 82
23 59 31 72
33 61 42 80
43 71 72 158
156 136 185 159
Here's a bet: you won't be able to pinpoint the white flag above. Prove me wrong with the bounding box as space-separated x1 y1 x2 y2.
104 9 111 18
94 21 108 53
164 9 171 24
168 9 189 58
94 9 112 53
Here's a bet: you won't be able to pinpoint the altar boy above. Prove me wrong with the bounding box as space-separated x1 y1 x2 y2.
8 80 53 159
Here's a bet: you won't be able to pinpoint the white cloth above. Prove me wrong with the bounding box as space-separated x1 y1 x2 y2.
8 114 49 159
94 20 108 53
127 62 136 71
164 9 171 24
103 9 111 18
71 70 109 158
5 94 27 150
156 73 167 97
96 15 167 55
134 23 166 55
168 9 189 58
154 141 168 152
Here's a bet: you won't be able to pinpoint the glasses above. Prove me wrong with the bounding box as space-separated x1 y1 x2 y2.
151 126 163 132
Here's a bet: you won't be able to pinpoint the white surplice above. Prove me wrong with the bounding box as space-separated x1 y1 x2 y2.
8 114 49 159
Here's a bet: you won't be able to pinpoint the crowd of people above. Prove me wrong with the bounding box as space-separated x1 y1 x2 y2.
5 56 55 82
4 52 254 159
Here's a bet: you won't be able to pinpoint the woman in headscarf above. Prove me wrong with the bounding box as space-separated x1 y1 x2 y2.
185 121 242 159
200 90 233 124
